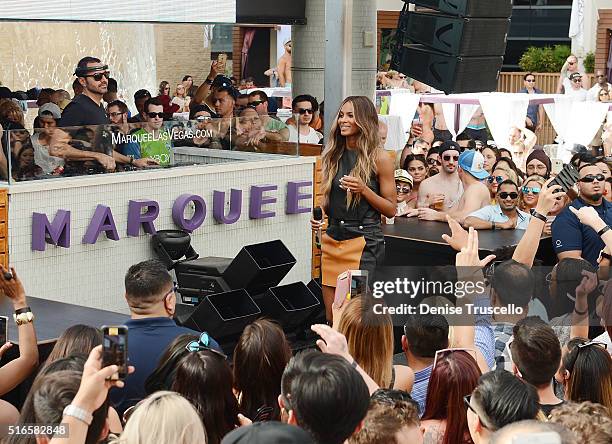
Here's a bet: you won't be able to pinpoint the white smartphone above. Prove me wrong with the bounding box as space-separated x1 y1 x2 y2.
551 159 563 176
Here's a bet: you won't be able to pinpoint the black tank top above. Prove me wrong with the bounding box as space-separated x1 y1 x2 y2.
328 149 380 222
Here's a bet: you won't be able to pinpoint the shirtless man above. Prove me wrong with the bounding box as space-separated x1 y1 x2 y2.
464 107 488 143
417 146 490 224
433 103 452 141
278 40 292 87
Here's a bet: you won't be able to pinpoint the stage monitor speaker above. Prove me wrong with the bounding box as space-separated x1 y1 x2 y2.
180 289 261 339
405 13 510 57
395 44 502 94
175 257 232 304
410 0 512 18
259 282 320 332
223 240 296 295
303 279 326 328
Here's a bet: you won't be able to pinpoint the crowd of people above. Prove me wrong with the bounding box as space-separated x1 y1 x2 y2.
0 52 611 444
0 55 323 182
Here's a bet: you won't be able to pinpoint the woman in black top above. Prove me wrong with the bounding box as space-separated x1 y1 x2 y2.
311 96 396 321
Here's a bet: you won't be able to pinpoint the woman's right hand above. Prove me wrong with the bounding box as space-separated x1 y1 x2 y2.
310 218 325 232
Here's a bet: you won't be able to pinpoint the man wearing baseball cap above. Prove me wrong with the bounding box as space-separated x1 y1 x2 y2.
565 72 587 101
417 148 491 223
417 140 464 218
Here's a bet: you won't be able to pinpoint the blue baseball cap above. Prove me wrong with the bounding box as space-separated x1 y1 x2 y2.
459 150 489 180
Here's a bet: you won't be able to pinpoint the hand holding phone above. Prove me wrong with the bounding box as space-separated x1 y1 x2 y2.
102 325 128 380
549 163 579 194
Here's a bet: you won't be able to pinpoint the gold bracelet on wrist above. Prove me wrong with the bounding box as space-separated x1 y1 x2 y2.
13 311 34 326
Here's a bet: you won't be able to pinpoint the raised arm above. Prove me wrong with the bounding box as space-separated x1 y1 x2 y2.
192 61 221 106
0 266 39 395
512 181 562 267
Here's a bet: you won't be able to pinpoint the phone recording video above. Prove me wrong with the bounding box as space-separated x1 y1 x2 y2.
350 270 369 298
0 316 7 344
102 325 128 380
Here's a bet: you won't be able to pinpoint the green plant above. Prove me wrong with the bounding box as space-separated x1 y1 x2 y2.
584 52 595 73
518 45 571 72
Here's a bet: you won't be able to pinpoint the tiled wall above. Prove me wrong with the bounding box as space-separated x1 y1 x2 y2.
8 159 315 314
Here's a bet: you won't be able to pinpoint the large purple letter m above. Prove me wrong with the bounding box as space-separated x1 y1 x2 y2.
32 210 71 251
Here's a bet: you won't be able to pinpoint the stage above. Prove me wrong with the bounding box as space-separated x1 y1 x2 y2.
383 217 556 266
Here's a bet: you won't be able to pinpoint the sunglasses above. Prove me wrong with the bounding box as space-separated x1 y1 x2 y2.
107 111 125 118
573 79 582 83
87 71 110 81
249 100 265 107
579 174 605 183
162 283 178 300
147 112 164 119
432 348 477 369
487 175 504 184
185 332 228 359
569 61 576 65
298 108 313 115
443 155 459 162
521 186 540 195
499 192 519 200
427 158 441 166
396 185 411 194
526 79 536 83
196 115 211 122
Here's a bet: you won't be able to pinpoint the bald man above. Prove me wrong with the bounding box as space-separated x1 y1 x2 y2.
588 69 612 101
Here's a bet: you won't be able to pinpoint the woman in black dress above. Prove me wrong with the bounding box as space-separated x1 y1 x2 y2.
311 96 396 322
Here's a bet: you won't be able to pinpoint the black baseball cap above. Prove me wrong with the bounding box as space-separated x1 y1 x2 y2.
212 75 234 89
134 89 151 100
439 140 463 155
220 422 314 444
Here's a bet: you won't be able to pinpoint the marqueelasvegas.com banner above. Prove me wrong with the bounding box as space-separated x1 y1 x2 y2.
0 0 236 23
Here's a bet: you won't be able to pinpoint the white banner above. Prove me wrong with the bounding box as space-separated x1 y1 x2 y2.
1 0 236 23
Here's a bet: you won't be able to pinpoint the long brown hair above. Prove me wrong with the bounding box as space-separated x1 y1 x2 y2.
321 96 383 209
337 297 394 388
233 319 292 421
45 324 102 365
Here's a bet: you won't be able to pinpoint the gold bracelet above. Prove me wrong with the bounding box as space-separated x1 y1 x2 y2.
13 311 34 326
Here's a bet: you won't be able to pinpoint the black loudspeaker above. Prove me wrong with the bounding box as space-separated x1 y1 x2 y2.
223 240 296 295
259 282 320 332
411 0 512 18
175 257 232 304
397 44 503 94
180 289 261 339
405 13 510 57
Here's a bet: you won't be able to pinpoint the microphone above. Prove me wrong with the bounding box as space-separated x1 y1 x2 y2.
313 207 323 249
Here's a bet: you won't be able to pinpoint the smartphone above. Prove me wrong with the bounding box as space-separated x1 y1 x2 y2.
551 159 563 176
512 432 561 444
217 53 227 71
0 316 7 344
102 325 128 380
549 162 579 194
350 270 369 298
334 271 351 308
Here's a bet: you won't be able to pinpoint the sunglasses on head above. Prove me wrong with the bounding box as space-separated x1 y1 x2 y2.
443 155 459 162
487 175 504 184
499 192 519 200
579 174 605 183
427 158 441 166
298 108 313 115
522 186 540 195
185 332 227 359
147 112 164 119
87 71 110 81
396 185 411 194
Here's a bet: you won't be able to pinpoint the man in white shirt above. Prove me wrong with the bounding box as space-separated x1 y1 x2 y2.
565 73 587 101
587 70 612 101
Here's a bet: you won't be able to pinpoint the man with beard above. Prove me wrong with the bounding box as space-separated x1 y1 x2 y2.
552 162 612 266
464 180 531 230
417 148 490 223
60 57 110 127
426 147 441 176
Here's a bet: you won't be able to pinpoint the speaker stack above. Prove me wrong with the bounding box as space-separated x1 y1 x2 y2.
391 0 513 93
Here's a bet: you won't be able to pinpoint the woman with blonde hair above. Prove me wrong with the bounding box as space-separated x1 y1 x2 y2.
172 83 190 113
337 297 414 391
111 391 207 444
310 96 396 322
519 174 546 212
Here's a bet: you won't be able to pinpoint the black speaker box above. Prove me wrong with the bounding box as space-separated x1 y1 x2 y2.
406 12 510 57
395 44 502 93
223 240 296 295
411 0 512 18
259 282 320 332
180 289 261 339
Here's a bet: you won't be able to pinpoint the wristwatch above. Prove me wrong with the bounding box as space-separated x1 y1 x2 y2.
204 78 214 85
63 404 93 426
597 225 611 236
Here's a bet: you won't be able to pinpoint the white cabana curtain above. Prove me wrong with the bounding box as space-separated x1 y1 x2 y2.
441 103 479 140
543 97 608 156
479 94 530 148
388 92 421 139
